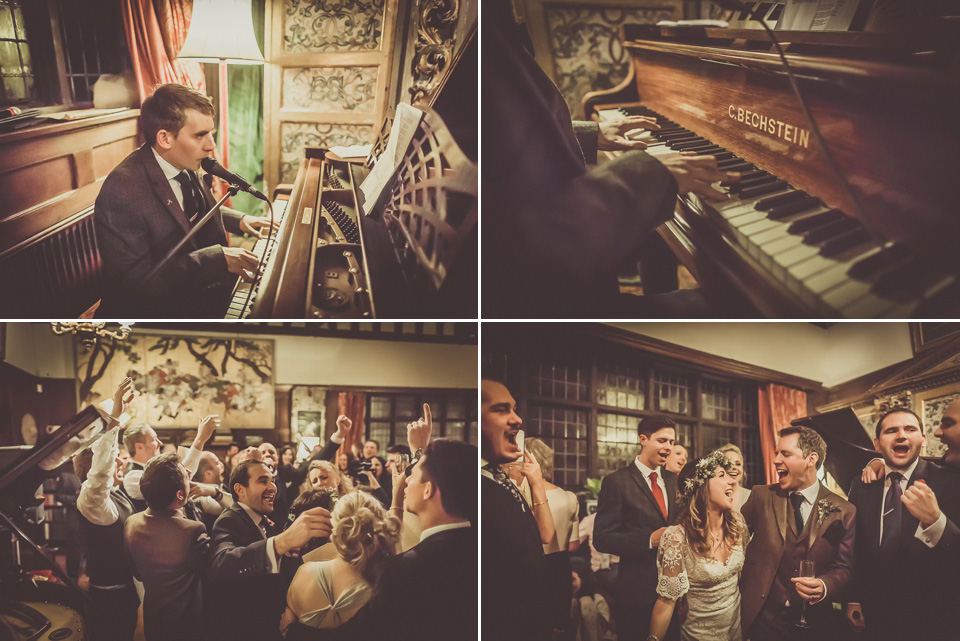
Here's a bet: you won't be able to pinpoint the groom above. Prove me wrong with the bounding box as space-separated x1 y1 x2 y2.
740 426 855 641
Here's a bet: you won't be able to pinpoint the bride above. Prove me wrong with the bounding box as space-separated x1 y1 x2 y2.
648 451 748 641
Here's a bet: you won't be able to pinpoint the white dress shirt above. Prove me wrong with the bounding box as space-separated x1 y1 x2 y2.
634 457 667 549
152 147 192 210
419 521 471 542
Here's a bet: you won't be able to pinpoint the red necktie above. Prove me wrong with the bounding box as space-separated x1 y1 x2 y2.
650 471 667 520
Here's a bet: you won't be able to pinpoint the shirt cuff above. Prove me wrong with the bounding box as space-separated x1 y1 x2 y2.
915 511 947 548
266 536 280 573
330 433 344 444
812 579 828 604
181 446 203 478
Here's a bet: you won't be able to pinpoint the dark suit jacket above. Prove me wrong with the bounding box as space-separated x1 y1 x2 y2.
847 458 960 638
739 483 856 633
484 0 679 317
206 503 297 641
593 463 677 612
284 526 476 641
124 509 208 641
482 475 568 641
94 143 245 317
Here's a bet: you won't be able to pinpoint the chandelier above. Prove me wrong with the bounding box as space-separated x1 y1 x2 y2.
50 322 134 344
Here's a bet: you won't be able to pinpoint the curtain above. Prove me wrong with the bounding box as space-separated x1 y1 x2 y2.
757 383 808 484
121 0 205 103
227 0 265 216
337 391 367 459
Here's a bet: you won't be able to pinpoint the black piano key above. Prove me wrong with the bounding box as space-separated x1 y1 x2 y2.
847 243 909 281
818 225 871 257
694 146 725 155
658 131 698 141
666 137 704 148
803 217 862 245
718 162 754 173
729 176 777 193
671 139 709 150
755 190 808 211
786 207 841 233
735 169 767 181
717 157 747 168
738 180 788 199
679 143 719 152
713 151 736 161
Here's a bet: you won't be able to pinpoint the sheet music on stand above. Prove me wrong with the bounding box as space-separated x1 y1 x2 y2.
359 103 424 212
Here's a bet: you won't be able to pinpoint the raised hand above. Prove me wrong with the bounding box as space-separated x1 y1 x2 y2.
519 448 544 488
407 403 432 451
902 479 941 528
335 415 352 440
195 414 221 447
91 426 119 475
111 377 135 418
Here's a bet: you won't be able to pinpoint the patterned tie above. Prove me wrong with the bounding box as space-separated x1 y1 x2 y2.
650 471 667 521
482 462 527 512
174 171 201 224
880 472 903 551
257 516 268 539
790 492 805 534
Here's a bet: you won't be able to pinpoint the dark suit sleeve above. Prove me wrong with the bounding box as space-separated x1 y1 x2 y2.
594 474 653 559
845 480 863 604
207 510 271 582
95 173 230 305
820 503 856 600
219 206 246 236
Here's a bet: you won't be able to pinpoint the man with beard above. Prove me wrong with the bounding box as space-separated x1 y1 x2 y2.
845 408 960 641
206 459 333 641
593 415 678 641
481 379 568 641
739 426 855 641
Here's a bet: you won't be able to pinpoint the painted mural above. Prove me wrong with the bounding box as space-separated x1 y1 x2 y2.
75 335 275 429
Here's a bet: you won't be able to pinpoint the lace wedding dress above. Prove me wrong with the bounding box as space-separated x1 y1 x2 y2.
656 519 745 641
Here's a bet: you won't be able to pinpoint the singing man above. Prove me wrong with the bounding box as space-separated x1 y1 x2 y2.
95 83 275 317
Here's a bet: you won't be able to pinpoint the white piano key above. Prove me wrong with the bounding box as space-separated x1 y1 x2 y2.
821 278 873 311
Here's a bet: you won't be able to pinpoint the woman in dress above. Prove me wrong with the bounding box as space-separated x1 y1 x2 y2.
648 451 748 641
280 490 400 632
715 443 751 511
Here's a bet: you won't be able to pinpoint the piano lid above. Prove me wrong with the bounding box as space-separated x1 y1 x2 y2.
792 407 876 495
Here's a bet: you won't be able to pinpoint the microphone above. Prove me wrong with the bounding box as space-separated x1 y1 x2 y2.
200 157 268 201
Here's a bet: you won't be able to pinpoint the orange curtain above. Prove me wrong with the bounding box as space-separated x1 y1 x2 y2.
122 0 205 103
337 391 367 458
758 383 808 484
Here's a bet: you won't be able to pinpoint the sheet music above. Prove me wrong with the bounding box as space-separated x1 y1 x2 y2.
359 103 423 213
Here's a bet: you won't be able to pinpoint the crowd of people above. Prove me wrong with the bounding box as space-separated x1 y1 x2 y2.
51 380 476 640
482 378 960 641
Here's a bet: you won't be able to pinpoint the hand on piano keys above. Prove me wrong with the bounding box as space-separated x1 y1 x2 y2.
223 246 261 283
239 214 282 239
597 115 661 151
658 151 741 202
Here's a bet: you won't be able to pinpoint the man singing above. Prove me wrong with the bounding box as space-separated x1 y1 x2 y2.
95 83 275 316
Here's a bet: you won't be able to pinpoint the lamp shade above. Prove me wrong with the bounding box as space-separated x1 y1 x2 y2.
178 0 264 64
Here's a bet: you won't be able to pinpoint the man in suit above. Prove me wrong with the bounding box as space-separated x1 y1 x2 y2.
933 397 960 467
124 452 208 641
206 459 332 641
284 438 477 640
845 407 960 641
481 379 568 641
594 414 678 641
95 83 275 317
740 426 856 641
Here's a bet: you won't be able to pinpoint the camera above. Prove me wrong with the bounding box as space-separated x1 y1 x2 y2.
358 459 374 472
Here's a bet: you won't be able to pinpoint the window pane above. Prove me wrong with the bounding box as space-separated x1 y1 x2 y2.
369 396 392 419
446 420 465 440
526 403 587 489
4 75 24 100
597 412 638 479
421 395 442 418
597 361 645 410
369 422 390 448
673 422 694 456
532 358 587 401
701 424 737 454
653 371 691 415
447 396 466 419
0 39 19 71
741 427 763 488
0 5 14 39
13 4 23 36
394 396 416 419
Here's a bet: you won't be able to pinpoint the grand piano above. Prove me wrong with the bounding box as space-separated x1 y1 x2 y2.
584 11 960 318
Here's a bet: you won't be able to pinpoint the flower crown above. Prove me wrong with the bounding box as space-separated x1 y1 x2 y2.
680 450 733 501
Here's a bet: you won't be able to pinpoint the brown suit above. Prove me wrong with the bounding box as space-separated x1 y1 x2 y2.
124 509 209 641
740 483 855 641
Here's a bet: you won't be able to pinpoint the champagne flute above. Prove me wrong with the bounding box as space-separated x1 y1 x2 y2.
795 559 816 628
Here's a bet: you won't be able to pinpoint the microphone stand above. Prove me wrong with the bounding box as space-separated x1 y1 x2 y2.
137 183 242 289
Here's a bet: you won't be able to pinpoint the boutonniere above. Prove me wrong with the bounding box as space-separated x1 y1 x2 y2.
265 517 275 528
815 499 841 526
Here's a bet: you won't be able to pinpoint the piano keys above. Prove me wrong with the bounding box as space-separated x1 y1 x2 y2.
586 25 960 318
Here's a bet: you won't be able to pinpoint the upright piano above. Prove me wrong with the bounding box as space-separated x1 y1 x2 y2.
584 20 960 318
226 26 478 319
